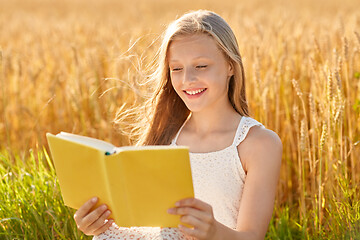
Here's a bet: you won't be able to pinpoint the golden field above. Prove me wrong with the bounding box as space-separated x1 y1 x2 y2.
0 0 359 238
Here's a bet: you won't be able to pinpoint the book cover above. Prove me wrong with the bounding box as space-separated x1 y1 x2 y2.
46 132 194 227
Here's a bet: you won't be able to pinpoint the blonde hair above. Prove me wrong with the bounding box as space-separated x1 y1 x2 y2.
114 10 249 146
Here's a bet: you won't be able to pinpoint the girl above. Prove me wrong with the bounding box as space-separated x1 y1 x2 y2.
73 10 282 240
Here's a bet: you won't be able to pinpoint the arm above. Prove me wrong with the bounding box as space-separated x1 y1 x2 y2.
235 127 282 239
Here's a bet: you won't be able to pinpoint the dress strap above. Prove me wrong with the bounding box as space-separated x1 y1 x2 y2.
232 116 265 146
170 114 191 145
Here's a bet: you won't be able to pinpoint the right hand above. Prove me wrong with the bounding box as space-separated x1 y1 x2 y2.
73 197 114 236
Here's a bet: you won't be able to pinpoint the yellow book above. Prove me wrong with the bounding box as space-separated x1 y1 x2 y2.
46 132 194 228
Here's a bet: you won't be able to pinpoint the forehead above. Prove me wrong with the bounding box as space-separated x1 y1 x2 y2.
167 33 223 61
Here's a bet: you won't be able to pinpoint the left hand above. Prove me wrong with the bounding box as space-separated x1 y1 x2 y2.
167 197 220 240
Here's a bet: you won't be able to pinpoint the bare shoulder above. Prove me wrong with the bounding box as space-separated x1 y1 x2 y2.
237 125 283 172
243 125 282 150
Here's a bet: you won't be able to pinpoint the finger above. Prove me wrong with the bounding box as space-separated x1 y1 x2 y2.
178 224 204 239
175 198 212 212
86 209 112 233
81 204 108 229
180 214 204 229
92 219 114 236
169 207 212 224
74 197 98 220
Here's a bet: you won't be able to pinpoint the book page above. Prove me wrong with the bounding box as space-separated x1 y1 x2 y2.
57 132 116 153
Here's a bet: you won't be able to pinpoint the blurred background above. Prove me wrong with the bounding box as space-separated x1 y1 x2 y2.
1 0 359 239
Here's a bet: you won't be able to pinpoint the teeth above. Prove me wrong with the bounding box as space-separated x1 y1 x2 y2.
185 88 205 95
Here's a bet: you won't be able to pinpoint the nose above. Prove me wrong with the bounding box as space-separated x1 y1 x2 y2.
182 67 197 85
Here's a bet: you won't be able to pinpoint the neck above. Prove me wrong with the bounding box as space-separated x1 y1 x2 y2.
187 100 241 135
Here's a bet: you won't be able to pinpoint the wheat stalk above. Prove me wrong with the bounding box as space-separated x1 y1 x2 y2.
343 37 349 61
309 93 319 129
354 31 360 46
292 78 303 97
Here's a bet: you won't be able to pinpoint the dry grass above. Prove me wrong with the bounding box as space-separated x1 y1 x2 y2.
1 0 359 238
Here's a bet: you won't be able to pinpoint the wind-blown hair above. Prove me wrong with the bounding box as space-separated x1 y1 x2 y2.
114 10 249 146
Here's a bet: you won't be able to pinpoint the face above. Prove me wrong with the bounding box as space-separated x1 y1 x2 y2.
167 33 233 113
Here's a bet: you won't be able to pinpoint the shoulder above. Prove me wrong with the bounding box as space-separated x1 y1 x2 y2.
242 125 282 151
237 124 282 173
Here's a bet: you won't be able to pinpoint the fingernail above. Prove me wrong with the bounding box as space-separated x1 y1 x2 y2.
91 197 98 203
167 208 174 214
175 202 180 206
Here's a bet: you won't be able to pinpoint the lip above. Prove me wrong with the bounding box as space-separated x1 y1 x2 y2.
183 87 206 92
183 88 207 99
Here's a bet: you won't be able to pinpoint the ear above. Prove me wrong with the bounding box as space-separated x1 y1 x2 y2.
228 62 234 77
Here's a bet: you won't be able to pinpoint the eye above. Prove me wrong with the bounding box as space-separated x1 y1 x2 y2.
171 67 183 72
196 65 207 69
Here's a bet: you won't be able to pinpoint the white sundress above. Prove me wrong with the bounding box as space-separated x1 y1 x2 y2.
93 116 265 240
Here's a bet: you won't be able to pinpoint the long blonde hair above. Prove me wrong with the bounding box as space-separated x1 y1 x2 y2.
114 10 249 146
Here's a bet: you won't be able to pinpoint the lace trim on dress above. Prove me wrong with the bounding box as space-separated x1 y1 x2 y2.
233 117 264 146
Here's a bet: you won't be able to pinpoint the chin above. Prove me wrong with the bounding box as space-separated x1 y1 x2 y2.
184 105 205 113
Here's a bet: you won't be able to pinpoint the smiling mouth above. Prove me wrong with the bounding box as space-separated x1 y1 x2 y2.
184 88 207 95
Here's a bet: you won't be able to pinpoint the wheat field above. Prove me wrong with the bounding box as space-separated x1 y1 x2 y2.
1 0 359 239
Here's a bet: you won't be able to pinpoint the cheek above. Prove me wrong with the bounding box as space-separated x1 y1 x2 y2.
170 75 182 94
213 67 230 86
203 68 225 85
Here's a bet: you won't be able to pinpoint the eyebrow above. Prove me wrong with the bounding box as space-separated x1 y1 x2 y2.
168 56 211 63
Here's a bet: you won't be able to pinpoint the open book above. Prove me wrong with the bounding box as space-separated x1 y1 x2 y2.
46 132 194 228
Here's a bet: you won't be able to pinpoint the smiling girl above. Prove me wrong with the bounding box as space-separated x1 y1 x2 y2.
73 10 282 240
